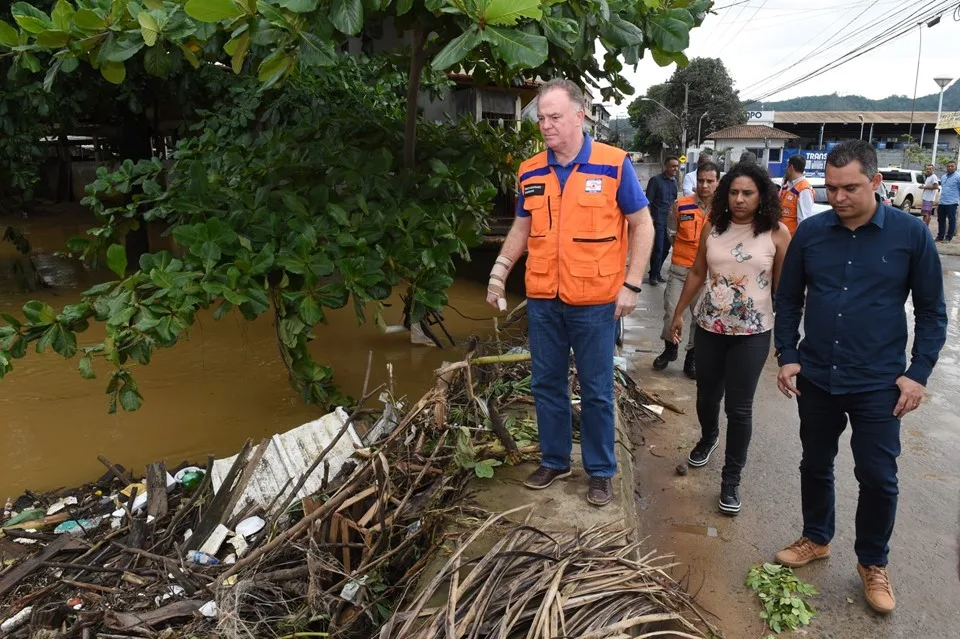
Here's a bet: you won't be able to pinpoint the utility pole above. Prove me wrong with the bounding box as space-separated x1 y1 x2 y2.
680 82 690 157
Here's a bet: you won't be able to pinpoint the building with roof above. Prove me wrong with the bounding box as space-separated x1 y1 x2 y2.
704 123 800 173
768 111 958 153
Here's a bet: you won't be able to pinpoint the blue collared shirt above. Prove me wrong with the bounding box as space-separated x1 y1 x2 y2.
774 202 947 393
939 170 960 205
645 173 678 219
516 134 649 216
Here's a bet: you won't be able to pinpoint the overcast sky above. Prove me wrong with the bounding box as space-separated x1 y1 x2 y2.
605 0 958 116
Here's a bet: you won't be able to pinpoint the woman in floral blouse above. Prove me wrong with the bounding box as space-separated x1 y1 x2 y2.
670 161 792 516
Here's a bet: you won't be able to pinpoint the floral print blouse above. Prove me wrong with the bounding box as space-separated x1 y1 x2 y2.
695 221 776 335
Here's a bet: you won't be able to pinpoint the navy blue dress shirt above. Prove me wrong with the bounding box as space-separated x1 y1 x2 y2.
645 173 678 220
774 202 947 393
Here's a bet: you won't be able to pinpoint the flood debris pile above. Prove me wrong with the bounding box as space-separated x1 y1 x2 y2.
0 335 680 639
385 511 718 639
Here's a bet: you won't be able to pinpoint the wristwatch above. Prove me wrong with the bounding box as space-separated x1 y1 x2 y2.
623 282 642 293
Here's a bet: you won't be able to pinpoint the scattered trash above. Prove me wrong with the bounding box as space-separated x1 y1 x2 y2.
0 606 32 633
642 403 665 415
340 576 368 603
227 534 248 558
66 597 83 609
45 496 78 515
234 516 265 538
211 407 362 518
13 537 38 545
175 466 205 491
54 517 104 536
2 496 12 520
185 550 219 565
676 463 689 476
199 600 219 618
197 523 230 556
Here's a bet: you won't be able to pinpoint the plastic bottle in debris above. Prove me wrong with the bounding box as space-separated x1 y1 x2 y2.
3 497 12 520
186 550 219 565
181 470 205 492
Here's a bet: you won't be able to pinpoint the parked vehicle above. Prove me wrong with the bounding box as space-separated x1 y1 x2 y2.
878 167 925 213
772 177 892 215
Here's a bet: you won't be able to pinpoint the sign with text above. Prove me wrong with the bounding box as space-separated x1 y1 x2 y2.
773 149 828 178
745 110 775 125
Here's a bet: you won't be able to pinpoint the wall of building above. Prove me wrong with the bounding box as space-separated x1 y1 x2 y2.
710 139 790 175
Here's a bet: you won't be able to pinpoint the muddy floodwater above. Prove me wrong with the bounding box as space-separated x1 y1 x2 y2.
0 209 508 497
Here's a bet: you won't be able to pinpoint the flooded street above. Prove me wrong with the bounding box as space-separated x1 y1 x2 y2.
0 210 505 497
626 253 960 638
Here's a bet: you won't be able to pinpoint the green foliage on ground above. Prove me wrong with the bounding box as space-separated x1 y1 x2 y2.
746 562 818 636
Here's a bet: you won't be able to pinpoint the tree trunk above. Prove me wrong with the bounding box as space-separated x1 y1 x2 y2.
403 29 428 171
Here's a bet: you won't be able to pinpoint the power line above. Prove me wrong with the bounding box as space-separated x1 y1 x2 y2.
715 0 769 58
742 0 949 100
744 1 958 103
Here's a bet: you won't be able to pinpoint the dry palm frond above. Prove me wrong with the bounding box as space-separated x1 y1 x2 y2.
396 515 718 639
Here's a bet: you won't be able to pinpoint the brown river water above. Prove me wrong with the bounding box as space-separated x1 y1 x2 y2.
0 209 508 498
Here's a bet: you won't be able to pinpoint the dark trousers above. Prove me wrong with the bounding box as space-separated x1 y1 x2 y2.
649 212 669 280
694 326 771 486
796 375 901 567
936 203 957 241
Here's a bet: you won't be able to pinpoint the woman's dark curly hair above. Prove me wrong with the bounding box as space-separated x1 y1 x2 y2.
709 161 781 236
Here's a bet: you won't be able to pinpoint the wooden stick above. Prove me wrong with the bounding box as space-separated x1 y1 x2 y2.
97 455 133 485
145 462 168 519
435 353 531 377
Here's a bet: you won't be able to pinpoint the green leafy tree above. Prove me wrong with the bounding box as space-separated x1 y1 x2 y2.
0 0 711 411
628 56 744 153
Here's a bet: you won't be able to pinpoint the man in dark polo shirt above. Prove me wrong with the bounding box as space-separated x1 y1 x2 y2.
644 157 679 285
772 140 947 615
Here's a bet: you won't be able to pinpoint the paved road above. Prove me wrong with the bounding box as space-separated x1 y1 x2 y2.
622 253 960 638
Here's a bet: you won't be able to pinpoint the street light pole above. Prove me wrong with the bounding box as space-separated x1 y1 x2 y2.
858 114 864 140
932 76 953 165
639 96 682 151
680 82 690 157
697 111 709 148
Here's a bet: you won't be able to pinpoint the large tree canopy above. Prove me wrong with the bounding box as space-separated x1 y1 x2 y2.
628 56 743 154
0 1 712 412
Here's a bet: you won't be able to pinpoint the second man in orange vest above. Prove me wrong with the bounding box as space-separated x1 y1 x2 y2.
779 154 815 235
653 162 720 378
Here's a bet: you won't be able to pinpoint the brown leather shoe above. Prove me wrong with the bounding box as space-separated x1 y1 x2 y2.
586 476 613 507
523 466 571 490
775 537 831 568
858 564 895 614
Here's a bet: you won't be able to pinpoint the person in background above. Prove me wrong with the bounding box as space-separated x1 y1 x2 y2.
920 163 939 228
935 160 958 242
682 154 712 197
645 157 680 286
779 154 815 235
738 151 758 165
669 162 791 516
773 141 946 615
486 79 654 507
653 161 720 379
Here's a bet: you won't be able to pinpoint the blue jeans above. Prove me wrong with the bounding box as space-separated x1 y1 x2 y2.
527 298 617 477
796 375 901 566
936 203 957 240
649 212 669 280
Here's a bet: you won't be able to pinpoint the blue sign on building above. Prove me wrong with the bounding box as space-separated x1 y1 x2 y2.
773 149 828 178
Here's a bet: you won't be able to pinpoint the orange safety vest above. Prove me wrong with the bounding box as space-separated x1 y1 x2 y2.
780 177 812 235
518 142 628 306
672 195 706 268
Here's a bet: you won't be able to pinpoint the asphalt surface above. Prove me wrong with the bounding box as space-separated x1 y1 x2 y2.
622 251 960 638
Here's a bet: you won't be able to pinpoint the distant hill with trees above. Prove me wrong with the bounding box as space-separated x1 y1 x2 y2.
749 83 960 111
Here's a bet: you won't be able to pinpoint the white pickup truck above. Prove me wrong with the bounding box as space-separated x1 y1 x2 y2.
878 167 926 213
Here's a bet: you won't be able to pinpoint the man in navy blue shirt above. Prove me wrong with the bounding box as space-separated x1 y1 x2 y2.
644 157 679 286
772 141 947 615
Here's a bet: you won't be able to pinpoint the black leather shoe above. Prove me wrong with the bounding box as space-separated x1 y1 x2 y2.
683 349 696 379
652 342 678 370
719 485 741 516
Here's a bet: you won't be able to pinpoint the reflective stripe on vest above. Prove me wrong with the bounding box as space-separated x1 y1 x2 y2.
780 178 811 236
519 142 628 305
672 195 705 269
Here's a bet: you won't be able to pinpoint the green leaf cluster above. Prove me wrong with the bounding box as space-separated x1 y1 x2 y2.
745 563 818 634
0 55 540 411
